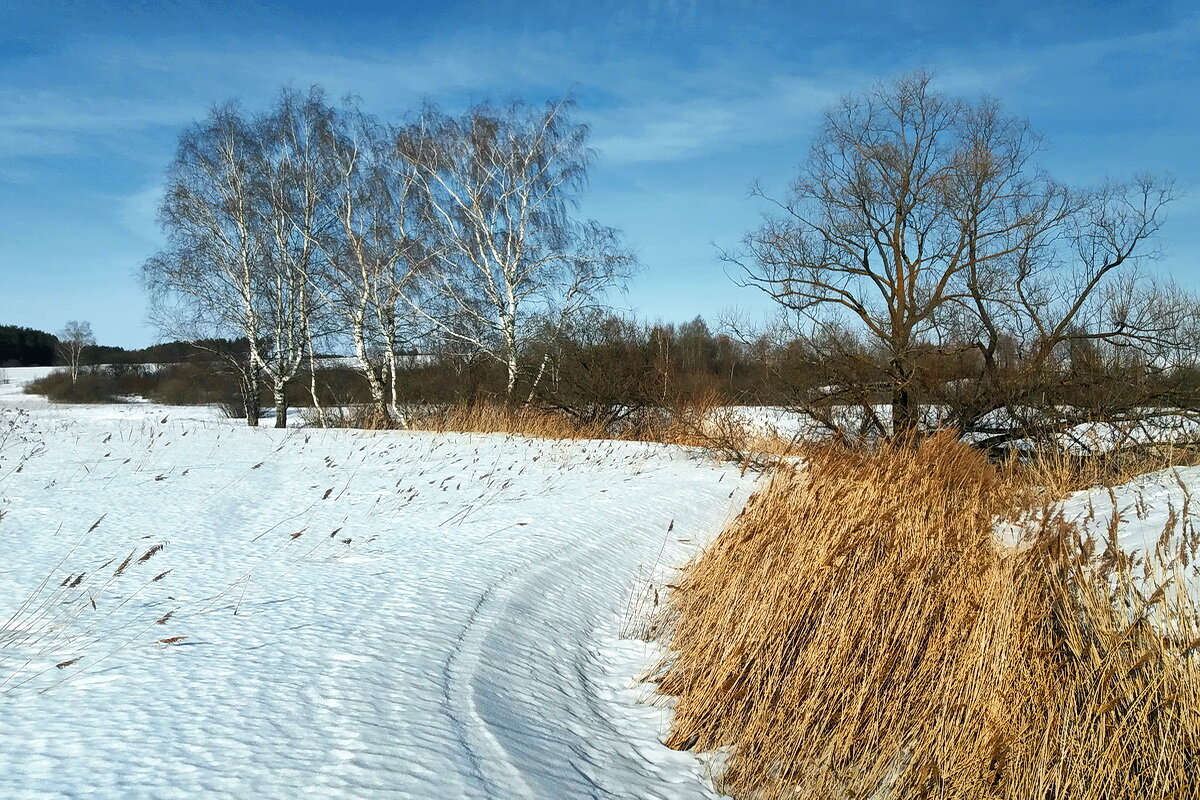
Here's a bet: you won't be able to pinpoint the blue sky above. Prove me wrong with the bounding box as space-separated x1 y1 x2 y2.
1 0 1198 348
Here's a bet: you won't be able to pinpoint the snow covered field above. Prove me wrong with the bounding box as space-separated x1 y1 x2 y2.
0 369 757 799
8 366 1198 799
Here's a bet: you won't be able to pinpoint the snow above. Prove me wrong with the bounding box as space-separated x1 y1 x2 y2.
0 371 757 799
1055 466 1200 565
0 365 58 389
10 362 1195 800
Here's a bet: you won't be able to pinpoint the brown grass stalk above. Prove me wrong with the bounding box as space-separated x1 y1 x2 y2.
653 433 1200 800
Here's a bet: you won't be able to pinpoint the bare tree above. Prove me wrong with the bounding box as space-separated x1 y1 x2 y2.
398 99 635 400
934 177 1190 449
312 104 429 424
144 90 634 420
734 71 1184 444
56 321 94 384
144 90 334 428
143 103 265 425
254 88 338 427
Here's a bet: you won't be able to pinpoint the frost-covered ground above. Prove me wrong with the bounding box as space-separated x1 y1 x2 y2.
0 368 756 799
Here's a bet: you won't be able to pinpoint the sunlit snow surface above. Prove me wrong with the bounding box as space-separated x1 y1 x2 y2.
0 369 754 799
1056 466 1200 566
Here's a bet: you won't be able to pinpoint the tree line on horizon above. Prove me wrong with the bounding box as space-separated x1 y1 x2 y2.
0 325 57 368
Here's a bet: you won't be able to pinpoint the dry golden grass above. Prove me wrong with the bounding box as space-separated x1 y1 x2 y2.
1004 441 1200 503
658 395 802 470
406 402 610 440
300 404 402 430
652 433 1200 800
401 398 801 470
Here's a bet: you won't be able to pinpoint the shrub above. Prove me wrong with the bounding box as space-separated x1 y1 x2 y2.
25 370 122 403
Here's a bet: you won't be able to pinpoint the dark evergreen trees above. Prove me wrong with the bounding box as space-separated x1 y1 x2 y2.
0 325 57 367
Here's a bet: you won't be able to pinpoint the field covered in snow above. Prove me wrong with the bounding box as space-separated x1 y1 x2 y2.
6 367 1200 799
0 369 757 799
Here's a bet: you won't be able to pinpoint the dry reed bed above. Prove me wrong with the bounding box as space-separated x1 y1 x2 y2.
378 400 801 470
1004 440 1200 505
651 434 1200 800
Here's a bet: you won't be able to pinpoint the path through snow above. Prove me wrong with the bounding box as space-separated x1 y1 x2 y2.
0 383 755 799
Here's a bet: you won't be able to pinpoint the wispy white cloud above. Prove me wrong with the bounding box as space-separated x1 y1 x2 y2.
117 183 164 244
590 76 839 164
0 32 556 161
0 26 840 169
2 1 1198 347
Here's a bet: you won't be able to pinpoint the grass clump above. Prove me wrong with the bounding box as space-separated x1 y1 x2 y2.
407 402 611 440
394 397 801 471
653 433 1200 800
1005 441 1200 503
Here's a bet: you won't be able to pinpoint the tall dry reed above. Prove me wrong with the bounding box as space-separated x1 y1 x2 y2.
653 433 1200 799
1005 440 1200 503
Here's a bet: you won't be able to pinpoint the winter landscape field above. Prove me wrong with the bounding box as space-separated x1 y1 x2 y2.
5 3 1200 797
5 364 1200 798
0 368 761 798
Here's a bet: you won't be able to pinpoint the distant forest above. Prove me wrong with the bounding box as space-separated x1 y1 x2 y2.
0 324 207 368
0 325 57 367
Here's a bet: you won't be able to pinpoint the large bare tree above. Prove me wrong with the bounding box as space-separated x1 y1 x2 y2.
935 176 1189 449
734 71 1187 444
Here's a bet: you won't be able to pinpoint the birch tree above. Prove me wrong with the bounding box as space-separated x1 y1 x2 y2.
144 90 334 428
254 88 338 427
398 99 635 400
313 106 429 424
143 103 265 426
56 321 94 384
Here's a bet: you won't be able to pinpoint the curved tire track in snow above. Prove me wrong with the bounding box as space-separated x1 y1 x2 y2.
0 409 754 799
439 560 540 800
